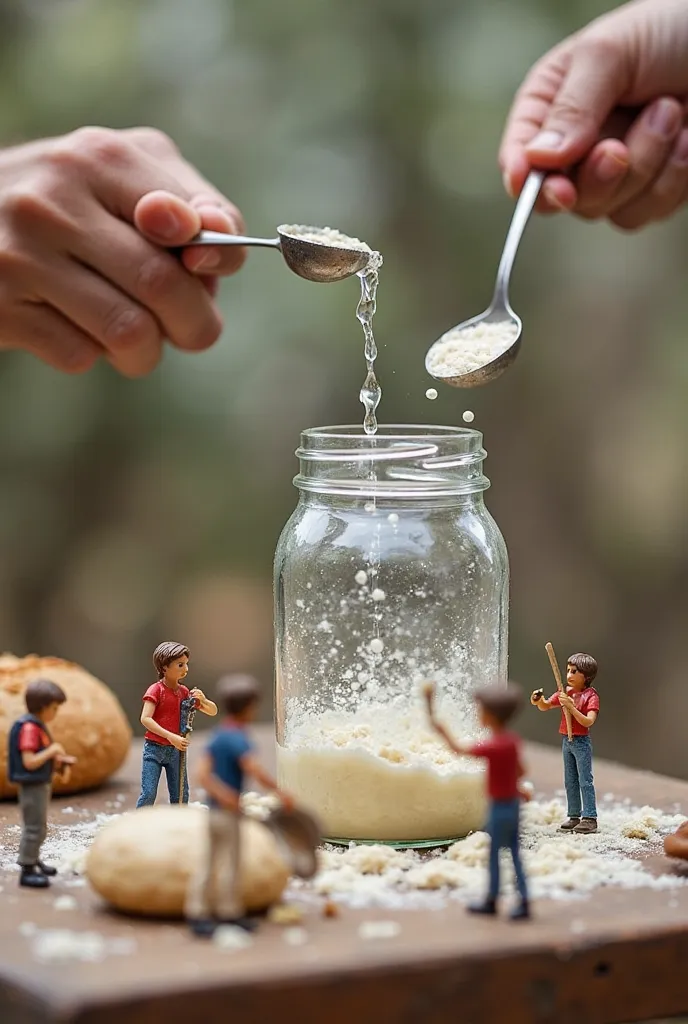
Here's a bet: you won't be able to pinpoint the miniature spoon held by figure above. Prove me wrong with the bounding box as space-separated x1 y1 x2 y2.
184 224 372 283
423 680 531 921
136 642 217 809
7 680 78 888
425 170 544 388
185 674 315 938
530 650 600 834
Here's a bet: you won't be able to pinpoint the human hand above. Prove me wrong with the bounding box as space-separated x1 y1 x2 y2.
500 0 688 228
49 742 66 758
530 689 544 706
189 688 205 701
519 780 534 803
170 734 190 752
0 126 246 377
55 754 77 765
558 693 575 711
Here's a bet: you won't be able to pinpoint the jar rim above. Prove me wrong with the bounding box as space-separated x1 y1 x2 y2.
301 423 480 442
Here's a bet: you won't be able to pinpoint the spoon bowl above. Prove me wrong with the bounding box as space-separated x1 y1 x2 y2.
426 170 543 388
184 226 371 283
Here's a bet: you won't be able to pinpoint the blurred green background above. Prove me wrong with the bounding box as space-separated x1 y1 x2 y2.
0 0 687 777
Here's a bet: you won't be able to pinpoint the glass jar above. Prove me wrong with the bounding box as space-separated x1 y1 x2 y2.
274 424 508 848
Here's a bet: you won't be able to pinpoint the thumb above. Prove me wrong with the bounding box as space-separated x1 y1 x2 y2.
526 38 628 167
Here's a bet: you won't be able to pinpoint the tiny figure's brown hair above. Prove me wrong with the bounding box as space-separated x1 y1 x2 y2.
567 653 598 686
153 642 189 678
474 682 522 725
25 679 67 715
217 674 260 716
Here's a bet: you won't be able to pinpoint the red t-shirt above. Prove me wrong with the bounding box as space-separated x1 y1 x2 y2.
548 686 600 736
142 681 194 745
18 722 50 752
468 732 522 801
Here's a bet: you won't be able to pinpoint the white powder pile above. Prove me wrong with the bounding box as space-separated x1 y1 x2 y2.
277 705 486 841
20 924 136 963
280 225 372 253
288 797 686 910
427 322 519 378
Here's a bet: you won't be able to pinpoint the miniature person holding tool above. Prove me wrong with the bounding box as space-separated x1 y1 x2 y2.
424 681 531 921
136 641 217 808
7 679 77 888
186 674 294 937
531 653 600 834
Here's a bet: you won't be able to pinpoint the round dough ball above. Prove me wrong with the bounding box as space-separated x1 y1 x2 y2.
0 653 131 797
86 805 290 917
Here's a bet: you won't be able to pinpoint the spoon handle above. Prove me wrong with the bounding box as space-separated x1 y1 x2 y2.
492 170 545 308
185 230 280 248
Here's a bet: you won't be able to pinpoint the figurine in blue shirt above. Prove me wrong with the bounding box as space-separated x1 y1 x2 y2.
185 674 294 937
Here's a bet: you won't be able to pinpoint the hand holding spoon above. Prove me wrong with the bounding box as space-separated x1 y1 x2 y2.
425 170 545 387
184 224 371 283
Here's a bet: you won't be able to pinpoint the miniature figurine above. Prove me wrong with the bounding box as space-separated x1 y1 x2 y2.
424 680 531 921
136 642 217 808
185 674 295 937
531 648 600 834
7 679 77 888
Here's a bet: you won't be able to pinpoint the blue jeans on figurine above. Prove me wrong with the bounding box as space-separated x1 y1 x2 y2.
487 798 528 904
136 739 188 807
562 735 597 819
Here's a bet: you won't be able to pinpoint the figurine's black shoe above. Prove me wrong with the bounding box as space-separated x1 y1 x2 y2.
218 916 258 932
20 866 50 888
510 900 531 921
37 861 57 876
467 898 497 916
559 817 581 831
188 917 216 937
573 817 598 834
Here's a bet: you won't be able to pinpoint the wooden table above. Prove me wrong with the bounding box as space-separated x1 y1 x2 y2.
1 729 688 1024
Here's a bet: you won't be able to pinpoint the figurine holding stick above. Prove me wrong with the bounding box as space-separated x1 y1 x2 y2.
545 642 573 741
186 674 296 937
136 642 217 808
423 681 531 921
530 651 600 834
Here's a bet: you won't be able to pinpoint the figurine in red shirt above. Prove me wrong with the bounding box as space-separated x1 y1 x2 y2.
136 642 218 807
531 652 600 834
425 681 531 921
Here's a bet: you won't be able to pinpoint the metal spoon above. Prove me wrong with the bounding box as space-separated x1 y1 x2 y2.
425 170 545 387
184 224 371 283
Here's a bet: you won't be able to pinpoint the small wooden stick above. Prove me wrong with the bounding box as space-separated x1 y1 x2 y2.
545 642 573 742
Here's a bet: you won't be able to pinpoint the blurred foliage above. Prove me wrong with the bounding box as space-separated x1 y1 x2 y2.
0 0 687 775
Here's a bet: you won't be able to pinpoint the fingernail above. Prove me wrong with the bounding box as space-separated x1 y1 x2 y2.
152 209 182 240
502 169 514 197
648 98 681 138
595 152 628 183
526 130 564 152
543 184 567 210
194 249 221 271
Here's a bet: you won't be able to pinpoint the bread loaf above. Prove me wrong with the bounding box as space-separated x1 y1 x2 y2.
0 653 131 797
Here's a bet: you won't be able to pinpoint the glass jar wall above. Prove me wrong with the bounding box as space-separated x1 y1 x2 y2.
274 425 508 847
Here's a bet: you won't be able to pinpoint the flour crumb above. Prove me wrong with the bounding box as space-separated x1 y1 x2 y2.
462 410 475 423
283 926 309 946
268 903 304 925
387 513 399 525
359 920 401 940
371 589 386 602
355 570 368 586
425 388 438 400
53 895 78 911
213 925 254 951
369 638 384 654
